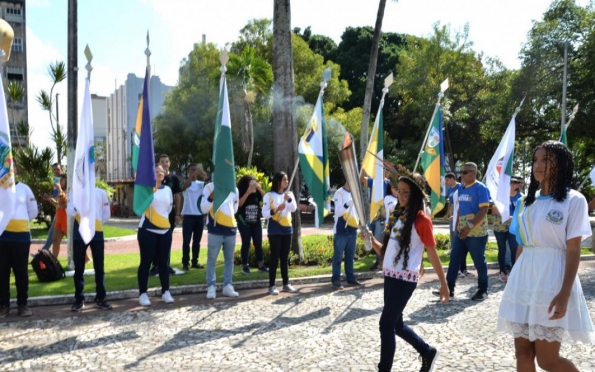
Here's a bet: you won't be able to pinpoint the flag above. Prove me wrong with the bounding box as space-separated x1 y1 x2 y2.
590 166 595 187
298 93 330 227
486 115 516 222
131 74 145 173
361 99 384 222
212 74 236 215
0 74 16 235
421 106 446 217
132 67 156 216
72 79 97 244
559 122 568 146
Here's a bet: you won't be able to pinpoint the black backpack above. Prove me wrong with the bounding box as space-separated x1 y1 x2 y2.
31 250 66 282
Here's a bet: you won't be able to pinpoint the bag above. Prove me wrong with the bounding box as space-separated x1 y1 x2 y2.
31 250 66 282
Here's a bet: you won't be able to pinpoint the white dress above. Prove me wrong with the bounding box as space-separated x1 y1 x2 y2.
497 190 594 344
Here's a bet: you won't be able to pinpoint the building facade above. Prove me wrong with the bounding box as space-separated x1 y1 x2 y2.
91 94 107 180
106 73 172 182
1 0 27 148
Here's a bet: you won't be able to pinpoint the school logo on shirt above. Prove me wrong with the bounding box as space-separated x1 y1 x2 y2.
546 209 563 225
459 194 472 202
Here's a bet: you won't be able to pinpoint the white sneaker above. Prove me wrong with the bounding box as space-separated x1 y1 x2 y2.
222 284 239 297
162 290 174 304
139 293 151 306
283 284 297 293
206 285 216 299
269 286 279 295
457 270 465 278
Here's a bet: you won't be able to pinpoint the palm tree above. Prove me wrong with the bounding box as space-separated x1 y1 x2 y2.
5 80 25 150
359 0 395 161
36 60 67 165
273 0 304 260
227 46 273 168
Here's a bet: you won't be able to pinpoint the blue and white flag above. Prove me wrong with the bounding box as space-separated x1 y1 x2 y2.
73 79 97 244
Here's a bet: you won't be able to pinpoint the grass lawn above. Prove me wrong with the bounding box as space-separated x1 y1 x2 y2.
30 224 136 240
7 237 594 298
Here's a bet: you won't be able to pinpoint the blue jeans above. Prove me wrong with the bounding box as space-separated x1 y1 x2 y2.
237 221 263 266
137 228 172 294
494 230 518 275
206 234 236 287
378 276 430 372
73 238 106 303
182 215 205 266
446 233 488 292
332 234 357 282
41 217 56 250
449 220 467 271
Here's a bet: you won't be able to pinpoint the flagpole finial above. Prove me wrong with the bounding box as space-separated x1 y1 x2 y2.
145 30 151 71
220 50 229 74
84 44 93 81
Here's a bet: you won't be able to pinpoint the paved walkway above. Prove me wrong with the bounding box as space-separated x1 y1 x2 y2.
1 262 594 371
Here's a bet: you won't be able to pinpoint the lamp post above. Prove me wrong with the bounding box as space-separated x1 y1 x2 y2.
561 40 568 129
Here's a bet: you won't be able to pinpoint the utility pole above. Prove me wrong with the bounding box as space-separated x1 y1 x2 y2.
66 0 77 269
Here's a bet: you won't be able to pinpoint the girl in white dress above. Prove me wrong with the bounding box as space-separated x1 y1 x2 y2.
497 140 594 371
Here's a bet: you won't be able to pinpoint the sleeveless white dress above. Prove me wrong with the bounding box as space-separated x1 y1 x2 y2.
497 190 594 344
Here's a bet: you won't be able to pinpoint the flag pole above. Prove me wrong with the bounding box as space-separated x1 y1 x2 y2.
413 78 449 173
481 97 525 183
565 103 579 130
287 67 331 190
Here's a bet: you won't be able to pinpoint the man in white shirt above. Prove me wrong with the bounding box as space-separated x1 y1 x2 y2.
180 164 207 271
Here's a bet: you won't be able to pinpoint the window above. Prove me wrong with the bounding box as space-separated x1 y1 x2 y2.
6 67 24 81
12 38 23 53
5 7 23 22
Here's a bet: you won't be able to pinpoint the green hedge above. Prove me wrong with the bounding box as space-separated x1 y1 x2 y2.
234 235 375 267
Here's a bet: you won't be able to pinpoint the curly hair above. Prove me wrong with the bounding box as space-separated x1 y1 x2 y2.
380 176 426 270
525 140 574 206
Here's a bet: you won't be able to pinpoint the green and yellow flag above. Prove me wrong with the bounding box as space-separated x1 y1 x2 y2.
420 106 446 216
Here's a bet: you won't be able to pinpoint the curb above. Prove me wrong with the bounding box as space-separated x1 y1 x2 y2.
16 254 595 308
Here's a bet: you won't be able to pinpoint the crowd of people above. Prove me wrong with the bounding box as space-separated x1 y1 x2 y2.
1 142 595 372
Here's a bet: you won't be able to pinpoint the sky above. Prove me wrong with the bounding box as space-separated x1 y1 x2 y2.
23 0 590 155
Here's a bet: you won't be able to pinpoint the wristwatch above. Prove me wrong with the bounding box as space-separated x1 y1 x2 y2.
466 221 474 229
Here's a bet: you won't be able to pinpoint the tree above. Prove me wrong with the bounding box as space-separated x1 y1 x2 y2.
154 43 221 174
14 145 54 227
394 24 513 171
5 80 26 150
273 0 303 259
512 0 595 179
359 0 390 162
36 61 67 165
227 46 273 168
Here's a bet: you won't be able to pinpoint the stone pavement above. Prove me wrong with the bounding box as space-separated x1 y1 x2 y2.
1 263 594 371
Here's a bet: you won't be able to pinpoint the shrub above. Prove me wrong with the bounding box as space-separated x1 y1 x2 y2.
234 234 376 267
434 233 450 250
235 166 272 193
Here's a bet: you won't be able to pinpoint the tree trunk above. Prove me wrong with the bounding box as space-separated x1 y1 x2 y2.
359 0 387 162
246 102 254 168
273 0 303 261
66 0 77 270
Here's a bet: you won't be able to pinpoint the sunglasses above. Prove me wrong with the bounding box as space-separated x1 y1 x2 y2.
461 170 474 175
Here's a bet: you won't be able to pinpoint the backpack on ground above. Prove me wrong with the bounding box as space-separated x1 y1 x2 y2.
31 250 66 282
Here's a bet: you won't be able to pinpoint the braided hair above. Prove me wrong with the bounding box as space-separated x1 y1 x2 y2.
525 140 574 206
380 176 426 270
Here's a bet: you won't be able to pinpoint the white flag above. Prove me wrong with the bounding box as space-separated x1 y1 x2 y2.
73 79 96 244
0 75 16 235
486 115 516 222
590 166 595 187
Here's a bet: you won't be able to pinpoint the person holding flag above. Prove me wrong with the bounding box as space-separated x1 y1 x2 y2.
69 72 113 312
298 69 330 229
201 53 240 300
